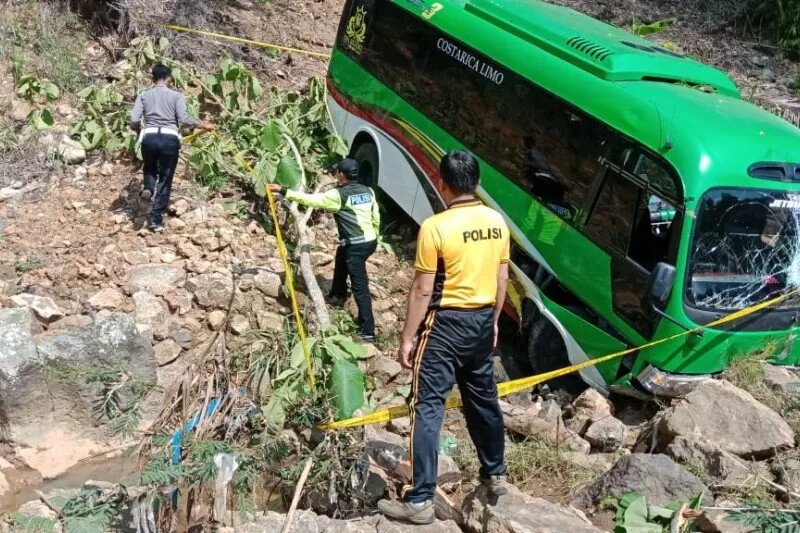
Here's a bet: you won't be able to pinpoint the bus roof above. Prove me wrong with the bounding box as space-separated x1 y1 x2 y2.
465 0 739 97
428 0 800 195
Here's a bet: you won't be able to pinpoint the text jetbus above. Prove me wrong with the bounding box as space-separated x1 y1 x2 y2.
327 0 800 396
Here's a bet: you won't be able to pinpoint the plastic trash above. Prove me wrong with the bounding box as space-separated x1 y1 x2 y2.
439 435 458 456
213 453 239 523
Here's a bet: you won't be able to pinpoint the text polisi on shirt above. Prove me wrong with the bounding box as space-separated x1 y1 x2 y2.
436 38 505 85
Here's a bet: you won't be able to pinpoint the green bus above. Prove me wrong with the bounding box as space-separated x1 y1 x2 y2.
326 0 800 396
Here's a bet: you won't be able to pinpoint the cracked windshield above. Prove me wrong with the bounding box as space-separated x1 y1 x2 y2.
688 188 800 311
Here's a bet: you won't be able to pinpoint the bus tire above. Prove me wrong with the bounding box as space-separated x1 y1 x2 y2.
353 141 380 188
527 316 587 394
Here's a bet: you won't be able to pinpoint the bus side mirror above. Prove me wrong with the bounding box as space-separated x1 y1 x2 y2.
647 262 677 311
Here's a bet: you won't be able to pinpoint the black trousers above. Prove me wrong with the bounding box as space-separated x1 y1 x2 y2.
330 241 377 336
404 307 506 503
141 133 180 226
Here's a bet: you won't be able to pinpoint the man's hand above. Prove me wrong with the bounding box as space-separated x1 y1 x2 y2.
494 321 499 348
398 337 416 370
197 121 216 132
266 183 282 194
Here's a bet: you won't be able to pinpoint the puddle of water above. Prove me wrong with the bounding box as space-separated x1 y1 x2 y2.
1 454 137 511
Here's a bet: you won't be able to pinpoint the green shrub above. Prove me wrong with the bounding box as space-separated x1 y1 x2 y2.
752 0 800 51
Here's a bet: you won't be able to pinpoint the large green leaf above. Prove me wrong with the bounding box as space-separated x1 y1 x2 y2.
276 155 302 188
613 493 665 533
259 120 283 151
291 338 316 369
331 335 369 360
331 360 365 420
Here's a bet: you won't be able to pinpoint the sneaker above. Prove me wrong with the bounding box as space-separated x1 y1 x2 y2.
140 189 153 202
327 294 347 307
377 499 435 525
359 333 376 343
480 475 509 497
148 222 166 233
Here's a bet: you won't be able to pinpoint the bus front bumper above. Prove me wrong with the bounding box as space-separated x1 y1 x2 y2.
635 365 713 397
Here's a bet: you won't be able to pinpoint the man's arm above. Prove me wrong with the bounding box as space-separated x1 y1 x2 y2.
130 93 143 132
398 218 440 368
398 271 435 369
493 263 509 346
371 190 381 234
282 188 342 212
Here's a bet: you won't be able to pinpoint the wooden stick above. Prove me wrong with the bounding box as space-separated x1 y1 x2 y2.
35 490 64 519
281 458 314 533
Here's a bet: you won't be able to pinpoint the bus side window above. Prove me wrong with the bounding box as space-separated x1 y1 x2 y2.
586 170 640 254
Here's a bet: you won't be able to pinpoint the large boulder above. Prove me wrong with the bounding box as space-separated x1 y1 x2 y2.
463 484 601 533
7 314 157 478
0 308 40 384
658 379 795 459
570 454 711 508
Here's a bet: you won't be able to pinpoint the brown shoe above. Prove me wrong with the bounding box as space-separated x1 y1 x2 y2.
480 475 509 497
377 499 435 524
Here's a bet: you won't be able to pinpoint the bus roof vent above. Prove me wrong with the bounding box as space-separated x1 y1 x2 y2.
566 36 613 62
747 161 800 182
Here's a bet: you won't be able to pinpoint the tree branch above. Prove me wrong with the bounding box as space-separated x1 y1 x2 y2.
282 134 331 329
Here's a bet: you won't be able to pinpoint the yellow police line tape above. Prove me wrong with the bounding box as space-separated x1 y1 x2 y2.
180 130 317 390
235 154 317 391
320 288 800 430
136 19 331 60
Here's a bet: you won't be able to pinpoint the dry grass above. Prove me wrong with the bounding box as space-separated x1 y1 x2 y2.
453 432 601 503
726 348 800 445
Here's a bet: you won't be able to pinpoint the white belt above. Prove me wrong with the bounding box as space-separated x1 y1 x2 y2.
140 127 180 141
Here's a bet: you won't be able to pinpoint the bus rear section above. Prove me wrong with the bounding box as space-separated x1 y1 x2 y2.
326 0 800 397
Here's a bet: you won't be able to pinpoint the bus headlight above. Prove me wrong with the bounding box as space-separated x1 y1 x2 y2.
635 365 712 397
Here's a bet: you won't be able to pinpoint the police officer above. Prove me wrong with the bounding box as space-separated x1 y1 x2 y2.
130 64 213 231
378 150 510 525
268 158 380 342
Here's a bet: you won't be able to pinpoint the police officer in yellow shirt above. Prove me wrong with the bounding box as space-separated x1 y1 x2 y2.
378 150 510 525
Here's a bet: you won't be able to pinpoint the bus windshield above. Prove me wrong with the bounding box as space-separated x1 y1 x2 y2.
687 188 800 311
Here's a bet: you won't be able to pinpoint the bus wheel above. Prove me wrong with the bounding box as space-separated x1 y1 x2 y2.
527 316 587 395
353 142 379 188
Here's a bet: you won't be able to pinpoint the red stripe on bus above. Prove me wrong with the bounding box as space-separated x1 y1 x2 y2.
327 78 444 193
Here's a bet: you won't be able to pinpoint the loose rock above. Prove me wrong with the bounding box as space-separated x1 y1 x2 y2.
11 293 65 323
208 310 227 331
658 379 794 459
87 288 125 310
54 135 86 164
570 454 712 508
463 484 600 533
154 339 182 366
501 401 590 453
584 416 626 452
186 272 234 309
133 291 170 341
253 268 283 298
667 436 752 488
129 263 186 296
